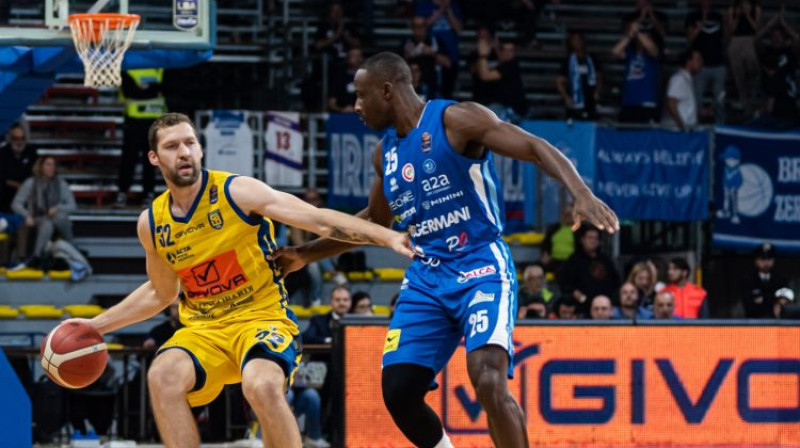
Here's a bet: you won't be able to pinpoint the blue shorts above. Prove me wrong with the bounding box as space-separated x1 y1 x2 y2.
382 239 517 379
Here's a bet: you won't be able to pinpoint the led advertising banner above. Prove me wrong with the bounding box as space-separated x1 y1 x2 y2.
343 325 800 447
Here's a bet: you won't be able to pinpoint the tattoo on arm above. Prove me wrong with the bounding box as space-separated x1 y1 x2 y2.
328 226 382 245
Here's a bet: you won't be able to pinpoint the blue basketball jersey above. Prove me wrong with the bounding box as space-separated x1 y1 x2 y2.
382 100 506 260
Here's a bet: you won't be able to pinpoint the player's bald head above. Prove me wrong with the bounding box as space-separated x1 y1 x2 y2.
360 52 412 84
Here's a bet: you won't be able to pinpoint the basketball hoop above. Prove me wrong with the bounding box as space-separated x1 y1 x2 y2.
68 13 140 87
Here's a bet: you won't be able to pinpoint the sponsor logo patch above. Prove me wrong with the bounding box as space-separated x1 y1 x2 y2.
384 329 401 353
468 291 496 307
402 163 415 182
208 209 224 229
458 265 497 284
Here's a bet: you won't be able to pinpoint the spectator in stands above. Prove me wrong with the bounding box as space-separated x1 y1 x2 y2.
589 295 614 320
328 47 364 113
663 257 708 318
314 2 360 61
726 0 763 118
350 291 374 315
742 243 788 318
470 25 500 105
752 14 799 128
540 202 575 276
551 296 578 320
115 69 167 208
143 299 181 350
409 59 435 101
627 260 659 307
663 49 704 130
474 35 528 119
652 290 678 319
559 224 620 317
685 0 727 123
614 282 653 319
401 16 450 98
303 286 351 344
622 0 669 49
415 0 463 98
756 49 799 129
773 288 800 319
557 31 603 120
287 386 328 448
11 156 76 269
613 17 663 123
0 123 37 213
518 295 547 319
517 264 553 317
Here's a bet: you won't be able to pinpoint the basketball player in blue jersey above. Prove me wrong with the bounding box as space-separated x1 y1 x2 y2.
276 52 619 448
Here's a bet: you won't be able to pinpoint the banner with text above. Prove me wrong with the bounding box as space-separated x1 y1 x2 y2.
203 110 254 177
264 111 303 187
344 324 800 448
595 128 709 221
713 127 800 252
327 113 383 210
520 121 597 226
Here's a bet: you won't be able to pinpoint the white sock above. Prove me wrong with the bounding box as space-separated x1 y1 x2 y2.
433 431 454 448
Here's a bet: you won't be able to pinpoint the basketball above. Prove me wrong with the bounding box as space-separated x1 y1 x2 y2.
40 321 108 389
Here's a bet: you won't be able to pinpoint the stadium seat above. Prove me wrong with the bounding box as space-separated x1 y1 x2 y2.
0 233 7 242
374 268 405 281
5 268 45 280
503 232 544 245
17 305 63 319
373 305 392 317
48 270 72 280
63 304 104 318
311 305 331 316
289 305 312 320
0 305 19 319
347 271 374 281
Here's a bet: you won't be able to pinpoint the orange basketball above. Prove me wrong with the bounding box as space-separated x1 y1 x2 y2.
40 321 108 389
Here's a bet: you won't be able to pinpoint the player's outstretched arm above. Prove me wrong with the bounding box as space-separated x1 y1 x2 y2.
228 175 412 258
445 102 619 233
274 143 395 274
82 211 181 335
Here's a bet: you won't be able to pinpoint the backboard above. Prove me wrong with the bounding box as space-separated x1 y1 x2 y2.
0 0 214 50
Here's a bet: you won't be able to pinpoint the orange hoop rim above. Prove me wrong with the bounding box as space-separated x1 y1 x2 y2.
68 13 141 30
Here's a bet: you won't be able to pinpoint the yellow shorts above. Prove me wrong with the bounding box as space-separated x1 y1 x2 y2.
156 310 301 407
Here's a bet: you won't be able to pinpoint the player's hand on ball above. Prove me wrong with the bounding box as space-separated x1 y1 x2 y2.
61 317 99 331
572 191 619 233
388 232 415 259
270 247 307 276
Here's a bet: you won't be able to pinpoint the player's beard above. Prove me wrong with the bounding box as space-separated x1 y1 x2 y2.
166 161 200 187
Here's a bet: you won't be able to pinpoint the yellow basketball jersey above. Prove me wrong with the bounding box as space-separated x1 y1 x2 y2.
149 170 287 326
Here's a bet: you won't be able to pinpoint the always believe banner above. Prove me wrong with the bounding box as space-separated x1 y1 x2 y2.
713 127 800 252
595 128 709 221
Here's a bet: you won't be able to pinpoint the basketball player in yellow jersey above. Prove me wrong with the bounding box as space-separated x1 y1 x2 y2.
68 113 414 448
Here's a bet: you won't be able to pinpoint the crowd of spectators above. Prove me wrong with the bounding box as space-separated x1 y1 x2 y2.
311 0 799 129
0 124 90 278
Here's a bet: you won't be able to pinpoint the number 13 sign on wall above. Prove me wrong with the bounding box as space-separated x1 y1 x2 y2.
264 111 303 187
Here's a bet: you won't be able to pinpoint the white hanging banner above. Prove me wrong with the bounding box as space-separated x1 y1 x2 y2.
264 111 303 187
204 110 254 177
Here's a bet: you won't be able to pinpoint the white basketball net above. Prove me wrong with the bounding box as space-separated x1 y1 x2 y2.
69 14 140 87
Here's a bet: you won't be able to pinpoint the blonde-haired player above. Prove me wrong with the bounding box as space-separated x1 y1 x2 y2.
67 113 413 448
